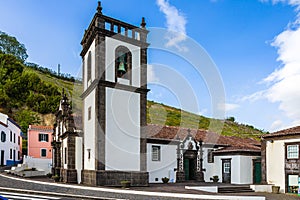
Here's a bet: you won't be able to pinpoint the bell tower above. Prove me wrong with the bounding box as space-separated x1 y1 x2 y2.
80 2 149 186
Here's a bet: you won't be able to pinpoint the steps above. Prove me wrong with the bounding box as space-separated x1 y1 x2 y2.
218 186 254 193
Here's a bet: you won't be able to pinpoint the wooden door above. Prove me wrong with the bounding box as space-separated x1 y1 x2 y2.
222 159 231 183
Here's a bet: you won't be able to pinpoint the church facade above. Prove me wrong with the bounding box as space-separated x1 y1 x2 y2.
79 1 149 186
52 2 261 187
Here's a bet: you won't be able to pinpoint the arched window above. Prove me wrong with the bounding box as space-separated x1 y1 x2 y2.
87 51 92 82
115 46 132 82
1 131 6 142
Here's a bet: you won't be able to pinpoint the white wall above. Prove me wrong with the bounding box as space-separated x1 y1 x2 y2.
23 156 52 174
75 137 82 184
83 39 96 90
214 155 256 184
147 143 177 183
62 138 68 169
105 37 141 87
266 138 300 193
83 89 96 170
202 148 219 182
0 114 22 166
105 87 140 171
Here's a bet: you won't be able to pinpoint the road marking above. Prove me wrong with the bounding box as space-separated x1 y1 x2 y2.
0 174 265 199
0 191 60 200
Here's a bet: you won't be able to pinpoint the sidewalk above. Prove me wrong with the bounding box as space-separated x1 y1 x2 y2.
0 173 298 200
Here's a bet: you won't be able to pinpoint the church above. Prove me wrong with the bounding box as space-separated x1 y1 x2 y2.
52 2 261 187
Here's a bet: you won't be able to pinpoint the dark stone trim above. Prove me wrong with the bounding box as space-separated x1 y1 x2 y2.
147 138 179 145
176 171 185 183
80 79 98 98
81 80 149 99
61 169 77 184
213 151 261 157
99 80 150 93
95 85 106 170
261 139 267 184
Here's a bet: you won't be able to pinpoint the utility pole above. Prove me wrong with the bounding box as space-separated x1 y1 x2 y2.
58 64 61 76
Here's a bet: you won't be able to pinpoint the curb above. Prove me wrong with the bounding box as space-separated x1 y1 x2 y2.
0 187 126 200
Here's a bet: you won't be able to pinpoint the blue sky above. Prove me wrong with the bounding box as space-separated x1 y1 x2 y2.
1 0 300 132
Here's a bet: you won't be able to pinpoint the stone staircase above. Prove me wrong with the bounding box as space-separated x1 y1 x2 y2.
218 185 254 193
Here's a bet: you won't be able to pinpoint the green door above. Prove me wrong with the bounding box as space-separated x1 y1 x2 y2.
184 158 189 180
254 161 261 184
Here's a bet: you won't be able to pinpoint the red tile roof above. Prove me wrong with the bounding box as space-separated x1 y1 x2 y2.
28 125 53 132
145 124 260 151
262 125 300 138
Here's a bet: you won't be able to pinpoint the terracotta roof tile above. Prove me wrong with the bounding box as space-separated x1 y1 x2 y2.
145 124 260 151
28 125 53 132
262 125 300 138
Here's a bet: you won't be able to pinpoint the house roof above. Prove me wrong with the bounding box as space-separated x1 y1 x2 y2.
213 146 261 154
262 125 300 139
145 124 260 151
28 125 53 132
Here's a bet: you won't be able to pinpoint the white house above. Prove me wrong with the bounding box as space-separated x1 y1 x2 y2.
0 112 22 166
146 124 261 184
261 126 300 194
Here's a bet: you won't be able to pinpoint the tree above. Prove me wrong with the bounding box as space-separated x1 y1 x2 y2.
0 31 28 62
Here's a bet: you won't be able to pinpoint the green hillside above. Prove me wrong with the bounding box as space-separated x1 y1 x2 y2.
0 30 265 140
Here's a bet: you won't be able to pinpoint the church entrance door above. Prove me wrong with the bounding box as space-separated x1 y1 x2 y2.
184 150 196 180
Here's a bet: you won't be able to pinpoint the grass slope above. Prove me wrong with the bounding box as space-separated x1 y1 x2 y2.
28 67 265 139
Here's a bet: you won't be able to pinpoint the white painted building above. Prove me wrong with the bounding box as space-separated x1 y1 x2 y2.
262 126 300 193
0 112 22 166
145 124 261 184
52 2 262 187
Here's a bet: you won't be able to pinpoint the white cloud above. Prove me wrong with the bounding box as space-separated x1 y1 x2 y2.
244 0 300 129
156 0 188 52
218 103 240 112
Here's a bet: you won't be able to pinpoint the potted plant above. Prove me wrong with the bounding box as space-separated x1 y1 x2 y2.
161 177 169 183
272 185 280 194
46 173 52 178
52 175 60 182
120 180 131 188
210 175 219 183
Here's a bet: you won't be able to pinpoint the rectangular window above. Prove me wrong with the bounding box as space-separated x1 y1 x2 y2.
152 145 161 161
10 131 12 142
13 133 15 143
224 163 230 173
10 149 12 159
18 136 20 145
38 133 49 142
287 145 299 159
88 107 91 120
41 149 47 157
207 149 214 163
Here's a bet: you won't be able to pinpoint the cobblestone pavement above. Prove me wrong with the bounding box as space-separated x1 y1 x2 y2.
0 172 299 200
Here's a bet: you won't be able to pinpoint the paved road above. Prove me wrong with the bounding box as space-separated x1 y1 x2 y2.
0 172 299 200
0 191 62 200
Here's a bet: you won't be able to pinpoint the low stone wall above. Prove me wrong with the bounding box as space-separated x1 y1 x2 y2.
82 170 149 186
61 169 78 183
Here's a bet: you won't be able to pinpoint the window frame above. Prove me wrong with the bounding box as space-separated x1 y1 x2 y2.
0 131 6 142
115 46 132 82
286 144 299 159
41 148 47 157
152 145 161 161
38 133 49 142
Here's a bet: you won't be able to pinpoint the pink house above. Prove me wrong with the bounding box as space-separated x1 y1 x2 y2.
27 125 53 159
